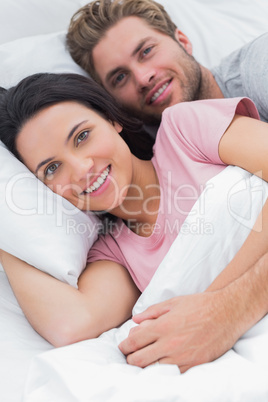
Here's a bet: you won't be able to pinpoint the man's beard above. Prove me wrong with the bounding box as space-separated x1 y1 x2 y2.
179 55 203 103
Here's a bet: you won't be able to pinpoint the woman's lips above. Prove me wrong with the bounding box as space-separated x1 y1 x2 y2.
83 165 111 194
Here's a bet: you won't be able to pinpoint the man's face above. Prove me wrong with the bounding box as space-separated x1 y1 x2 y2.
92 16 202 124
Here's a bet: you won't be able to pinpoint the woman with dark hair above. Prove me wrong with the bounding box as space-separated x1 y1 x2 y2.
0 73 268 370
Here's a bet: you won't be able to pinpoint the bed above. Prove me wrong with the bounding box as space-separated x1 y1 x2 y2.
0 1 268 401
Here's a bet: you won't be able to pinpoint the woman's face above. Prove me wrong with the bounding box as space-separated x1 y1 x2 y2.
16 101 133 211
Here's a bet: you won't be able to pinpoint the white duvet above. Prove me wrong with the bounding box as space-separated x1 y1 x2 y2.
22 166 268 401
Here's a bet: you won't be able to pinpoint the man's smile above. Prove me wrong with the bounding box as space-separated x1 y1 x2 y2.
146 79 172 105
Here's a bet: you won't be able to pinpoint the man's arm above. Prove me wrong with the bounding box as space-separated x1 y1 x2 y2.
118 200 268 371
120 256 267 372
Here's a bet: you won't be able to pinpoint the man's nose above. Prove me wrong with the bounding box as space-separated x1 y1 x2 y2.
135 66 156 90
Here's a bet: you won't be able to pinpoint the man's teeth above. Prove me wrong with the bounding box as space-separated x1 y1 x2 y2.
150 82 169 103
84 166 110 194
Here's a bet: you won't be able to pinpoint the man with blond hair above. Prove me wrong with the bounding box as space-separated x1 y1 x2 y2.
67 0 268 127
66 0 268 372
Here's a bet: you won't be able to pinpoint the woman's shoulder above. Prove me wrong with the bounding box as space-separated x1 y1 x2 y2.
153 97 259 164
160 98 259 134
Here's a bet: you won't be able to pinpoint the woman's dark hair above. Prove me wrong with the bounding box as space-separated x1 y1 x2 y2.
0 73 154 161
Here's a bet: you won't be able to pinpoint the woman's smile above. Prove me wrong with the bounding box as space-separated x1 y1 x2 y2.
82 165 111 196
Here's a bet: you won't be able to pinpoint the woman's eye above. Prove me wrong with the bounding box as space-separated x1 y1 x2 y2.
77 130 89 145
45 162 60 177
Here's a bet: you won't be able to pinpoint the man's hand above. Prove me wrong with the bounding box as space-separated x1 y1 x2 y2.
119 290 242 373
119 244 268 372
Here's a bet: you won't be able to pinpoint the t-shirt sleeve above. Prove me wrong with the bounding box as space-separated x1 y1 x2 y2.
158 97 259 165
87 232 127 267
241 34 268 121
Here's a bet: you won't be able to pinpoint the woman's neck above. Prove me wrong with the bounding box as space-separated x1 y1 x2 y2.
112 157 160 235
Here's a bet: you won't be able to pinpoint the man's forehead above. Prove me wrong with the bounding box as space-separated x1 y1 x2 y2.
104 15 156 42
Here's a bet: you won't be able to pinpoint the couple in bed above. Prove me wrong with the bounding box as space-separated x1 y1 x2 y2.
0 0 268 374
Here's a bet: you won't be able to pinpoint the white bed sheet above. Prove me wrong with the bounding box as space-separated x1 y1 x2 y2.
0 271 52 402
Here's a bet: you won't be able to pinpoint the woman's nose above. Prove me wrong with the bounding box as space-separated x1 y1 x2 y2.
70 156 94 183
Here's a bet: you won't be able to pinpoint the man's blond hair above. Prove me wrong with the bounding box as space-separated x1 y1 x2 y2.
67 0 177 83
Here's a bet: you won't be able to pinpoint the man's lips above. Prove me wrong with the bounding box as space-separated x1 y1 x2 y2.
146 79 172 105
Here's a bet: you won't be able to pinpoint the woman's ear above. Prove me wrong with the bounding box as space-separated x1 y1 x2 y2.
112 121 123 133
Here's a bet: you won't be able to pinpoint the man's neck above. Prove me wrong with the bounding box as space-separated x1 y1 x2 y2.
199 66 224 100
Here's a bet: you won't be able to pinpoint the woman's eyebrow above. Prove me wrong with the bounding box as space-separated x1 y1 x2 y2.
35 157 55 174
65 120 88 144
35 120 88 174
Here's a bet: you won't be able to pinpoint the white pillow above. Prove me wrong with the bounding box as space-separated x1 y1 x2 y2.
0 142 99 287
0 31 97 286
0 31 89 89
0 0 85 45
159 0 268 67
0 31 98 286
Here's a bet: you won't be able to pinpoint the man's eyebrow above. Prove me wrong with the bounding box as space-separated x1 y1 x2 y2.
35 120 87 174
131 38 150 57
105 37 152 84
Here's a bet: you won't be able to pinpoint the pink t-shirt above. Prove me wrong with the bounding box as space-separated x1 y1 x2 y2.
87 97 259 291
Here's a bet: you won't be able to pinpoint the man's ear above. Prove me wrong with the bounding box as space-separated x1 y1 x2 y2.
174 29 193 55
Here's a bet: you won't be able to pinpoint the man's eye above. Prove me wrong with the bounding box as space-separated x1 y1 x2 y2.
114 73 126 85
77 130 89 145
45 162 60 177
143 47 152 57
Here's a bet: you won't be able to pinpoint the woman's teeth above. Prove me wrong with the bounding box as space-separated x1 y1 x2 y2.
150 82 169 103
84 166 110 194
